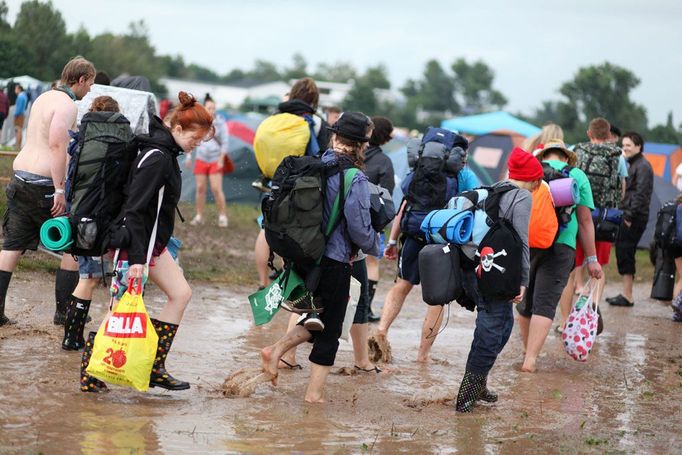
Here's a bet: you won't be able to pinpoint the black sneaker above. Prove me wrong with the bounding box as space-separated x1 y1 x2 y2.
608 295 634 307
281 294 324 315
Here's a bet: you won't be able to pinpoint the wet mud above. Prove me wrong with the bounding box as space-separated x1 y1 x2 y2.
1 272 681 454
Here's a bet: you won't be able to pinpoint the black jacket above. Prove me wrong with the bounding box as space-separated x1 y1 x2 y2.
123 115 183 265
363 145 395 194
621 152 654 223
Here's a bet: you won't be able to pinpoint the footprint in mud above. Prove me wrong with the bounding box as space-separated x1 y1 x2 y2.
368 334 392 364
221 367 273 398
335 367 358 376
404 386 454 409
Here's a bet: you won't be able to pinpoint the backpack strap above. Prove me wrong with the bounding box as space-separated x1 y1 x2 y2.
107 113 122 123
324 168 359 238
137 148 165 265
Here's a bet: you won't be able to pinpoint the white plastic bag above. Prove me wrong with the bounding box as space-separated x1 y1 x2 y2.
562 279 599 361
340 277 361 342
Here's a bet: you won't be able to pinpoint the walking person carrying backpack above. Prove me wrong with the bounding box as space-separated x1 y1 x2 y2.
455 148 540 413
79 92 214 393
259 112 380 403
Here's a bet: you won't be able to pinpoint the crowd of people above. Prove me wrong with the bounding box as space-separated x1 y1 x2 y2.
0 57 679 413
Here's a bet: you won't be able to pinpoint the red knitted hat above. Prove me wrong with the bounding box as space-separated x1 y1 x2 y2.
507 147 543 181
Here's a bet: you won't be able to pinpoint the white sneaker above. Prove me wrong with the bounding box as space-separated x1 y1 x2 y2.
303 314 325 331
190 215 203 226
218 215 228 228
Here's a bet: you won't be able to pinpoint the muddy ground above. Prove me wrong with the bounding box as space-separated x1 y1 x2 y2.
0 271 680 455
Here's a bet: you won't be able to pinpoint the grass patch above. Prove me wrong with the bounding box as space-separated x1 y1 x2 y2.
584 437 609 446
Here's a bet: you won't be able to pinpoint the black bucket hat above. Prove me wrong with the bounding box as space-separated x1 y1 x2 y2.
328 112 372 142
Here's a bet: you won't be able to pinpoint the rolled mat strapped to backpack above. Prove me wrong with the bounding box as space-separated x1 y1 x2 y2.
420 209 474 245
40 216 73 251
548 177 578 207
592 207 624 243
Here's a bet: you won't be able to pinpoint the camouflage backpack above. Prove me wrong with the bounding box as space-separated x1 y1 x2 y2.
574 142 622 208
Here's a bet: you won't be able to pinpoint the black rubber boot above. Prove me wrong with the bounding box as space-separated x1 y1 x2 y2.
479 376 498 403
80 331 108 393
456 370 486 412
367 279 380 323
54 269 79 325
62 296 91 351
149 318 190 390
0 270 16 326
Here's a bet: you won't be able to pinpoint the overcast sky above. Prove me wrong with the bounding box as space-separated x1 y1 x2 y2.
6 0 682 126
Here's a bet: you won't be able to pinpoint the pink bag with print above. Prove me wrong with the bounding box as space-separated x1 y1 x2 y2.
562 279 599 362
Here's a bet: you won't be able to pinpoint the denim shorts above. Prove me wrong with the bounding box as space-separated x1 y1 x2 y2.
78 255 112 279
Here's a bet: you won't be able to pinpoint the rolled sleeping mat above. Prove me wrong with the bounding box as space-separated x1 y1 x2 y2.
549 177 579 207
40 216 73 251
418 243 464 305
420 209 474 245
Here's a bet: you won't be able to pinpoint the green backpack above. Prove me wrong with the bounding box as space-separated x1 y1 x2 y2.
574 142 622 208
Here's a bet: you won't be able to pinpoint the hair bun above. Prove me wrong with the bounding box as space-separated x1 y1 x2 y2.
178 91 196 108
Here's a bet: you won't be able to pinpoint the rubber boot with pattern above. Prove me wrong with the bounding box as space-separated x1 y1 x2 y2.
62 296 91 351
80 331 108 393
149 318 190 390
479 375 498 403
0 270 16 326
455 370 486 412
54 269 79 325
367 279 380 323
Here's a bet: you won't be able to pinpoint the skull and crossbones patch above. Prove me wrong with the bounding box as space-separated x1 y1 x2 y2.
476 246 507 277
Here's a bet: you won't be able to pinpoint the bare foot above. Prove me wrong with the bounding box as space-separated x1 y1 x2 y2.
304 393 325 403
368 332 392 364
415 355 430 363
260 346 279 386
521 358 536 373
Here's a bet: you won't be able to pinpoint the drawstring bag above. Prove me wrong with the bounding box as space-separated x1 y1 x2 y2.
248 267 307 325
340 276 361 342
86 278 159 391
562 279 599 362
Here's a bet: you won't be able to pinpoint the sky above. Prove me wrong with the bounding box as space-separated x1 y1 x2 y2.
6 0 682 126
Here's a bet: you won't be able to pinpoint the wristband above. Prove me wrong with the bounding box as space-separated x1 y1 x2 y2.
583 255 598 265
54 188 65 195
388 239 397 246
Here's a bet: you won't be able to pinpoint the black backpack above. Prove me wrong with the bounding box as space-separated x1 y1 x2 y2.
262 155 357 267
418 243 465 306
654 200 680 248
475 186 523 300
66 111 138 256
541 162 575 229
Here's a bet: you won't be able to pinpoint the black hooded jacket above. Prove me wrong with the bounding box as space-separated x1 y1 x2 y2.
621 151 654 224
363 145 395 194
122 115 183 265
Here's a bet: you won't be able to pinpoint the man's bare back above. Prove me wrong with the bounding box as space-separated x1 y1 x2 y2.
13 90 77 180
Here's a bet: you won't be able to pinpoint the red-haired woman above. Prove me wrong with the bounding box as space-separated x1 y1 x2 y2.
80 92 214 393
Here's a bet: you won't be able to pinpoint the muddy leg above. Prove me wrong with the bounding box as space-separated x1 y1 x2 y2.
261 325 311 385
417 304 445 363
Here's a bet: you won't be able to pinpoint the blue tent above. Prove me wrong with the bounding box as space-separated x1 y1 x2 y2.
441 111 541 137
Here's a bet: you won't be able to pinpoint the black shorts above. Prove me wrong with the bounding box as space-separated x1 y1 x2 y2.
398 235 426 285
516 243 576 320
615 220 647 275
2 176 54 251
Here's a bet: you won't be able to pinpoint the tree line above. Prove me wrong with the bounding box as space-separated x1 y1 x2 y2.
1 0 680 144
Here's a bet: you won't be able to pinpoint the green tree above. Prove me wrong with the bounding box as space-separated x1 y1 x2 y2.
12 0 70 80
451 58 507 113
647 112 680 144
247 60 281 81
0 0 10 30
416 60 457 113
313 61 357 82
282 53 308 81
363 64 390 89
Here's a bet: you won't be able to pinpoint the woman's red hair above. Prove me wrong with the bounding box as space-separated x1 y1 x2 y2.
168 91 214 137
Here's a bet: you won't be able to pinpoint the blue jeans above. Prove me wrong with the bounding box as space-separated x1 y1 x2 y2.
465 298 514 376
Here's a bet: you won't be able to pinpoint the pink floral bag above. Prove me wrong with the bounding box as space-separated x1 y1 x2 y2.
562 279 599 362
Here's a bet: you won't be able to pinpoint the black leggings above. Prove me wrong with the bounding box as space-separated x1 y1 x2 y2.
303 257 351 366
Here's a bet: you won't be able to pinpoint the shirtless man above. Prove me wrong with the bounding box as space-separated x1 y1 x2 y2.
0 56 95 326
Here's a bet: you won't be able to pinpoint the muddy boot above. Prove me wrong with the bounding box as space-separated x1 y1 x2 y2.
149 319 190 390
479 376 498 403
456 370 486 412
80 331 108 393
62 296 91 351
0 270 16 326
54 269 79 325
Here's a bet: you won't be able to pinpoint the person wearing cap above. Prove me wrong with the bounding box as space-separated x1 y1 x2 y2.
260 112 380 403
456 147 539 412
517 141 603 373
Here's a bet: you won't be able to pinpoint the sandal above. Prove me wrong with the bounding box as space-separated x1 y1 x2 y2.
279 359 303 370
354 365 382 374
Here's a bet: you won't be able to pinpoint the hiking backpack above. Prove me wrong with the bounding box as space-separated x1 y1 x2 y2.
574 142 622 209
473 185 524 300
66 111 138 256
262 155 357 267
654 199 682 248
400 127 467 240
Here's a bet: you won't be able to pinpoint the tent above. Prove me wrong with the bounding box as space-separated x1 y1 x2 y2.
441 111 541 137
643 142 682 186
441 111 541 182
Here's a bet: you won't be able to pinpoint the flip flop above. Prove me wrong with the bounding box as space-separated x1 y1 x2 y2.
279 359 303 370
354 365 382 374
